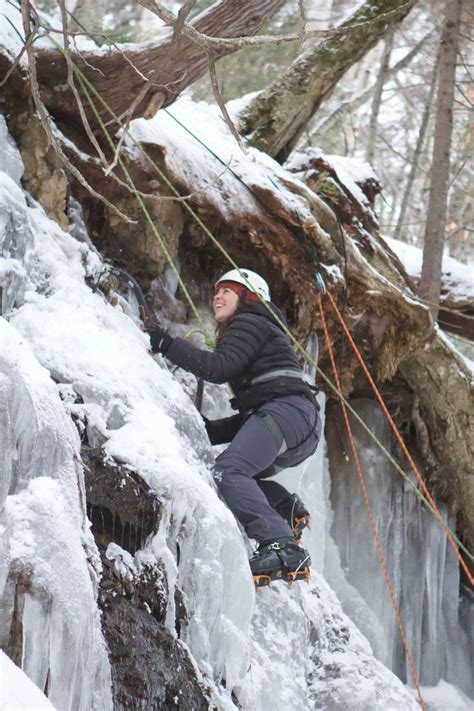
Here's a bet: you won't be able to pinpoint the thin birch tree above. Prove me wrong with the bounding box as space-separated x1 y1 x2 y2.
419 0 462 315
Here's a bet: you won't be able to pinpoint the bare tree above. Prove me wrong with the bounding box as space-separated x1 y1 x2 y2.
365 29 395 165
238 0 418 161
393 52 440 241
419 0 462 316
311 30 434 140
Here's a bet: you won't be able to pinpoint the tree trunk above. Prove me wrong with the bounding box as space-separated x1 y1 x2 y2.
393 52 439 241
365 29 394 165
238 0 417 161
35 0 286 131
418 0 462 318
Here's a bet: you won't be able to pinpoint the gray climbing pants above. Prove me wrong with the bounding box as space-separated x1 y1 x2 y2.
214 394 321 542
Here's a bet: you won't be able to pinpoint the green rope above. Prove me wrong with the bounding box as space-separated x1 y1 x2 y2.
37 28 472 561
2 11 24 41
74 72 208 337
185 327 216 351
42 30 209 341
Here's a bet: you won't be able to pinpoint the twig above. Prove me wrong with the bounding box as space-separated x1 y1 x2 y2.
100 154 235 202
207 51 246 153
70 37 107 77
19 0 134 224
30 13 233 207
137 0 416 50
0 19 38 87
297 0 307 49
57 0 108 166
107 0 197 176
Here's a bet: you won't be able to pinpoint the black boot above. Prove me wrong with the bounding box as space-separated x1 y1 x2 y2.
275 494 311 543
250 537 311 587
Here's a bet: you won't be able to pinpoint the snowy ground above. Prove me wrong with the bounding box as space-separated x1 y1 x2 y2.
385 236 473 302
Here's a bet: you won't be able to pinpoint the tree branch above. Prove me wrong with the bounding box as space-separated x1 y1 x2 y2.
34 0 286 133
19 0 135 225
238 0 419 161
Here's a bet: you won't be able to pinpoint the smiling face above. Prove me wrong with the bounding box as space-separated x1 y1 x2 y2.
213 285 240 323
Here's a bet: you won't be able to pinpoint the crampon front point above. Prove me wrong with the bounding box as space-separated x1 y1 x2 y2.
294 513 312 543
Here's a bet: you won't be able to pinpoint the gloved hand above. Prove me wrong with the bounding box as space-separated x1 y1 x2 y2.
200 412 244 445
146 322 173 355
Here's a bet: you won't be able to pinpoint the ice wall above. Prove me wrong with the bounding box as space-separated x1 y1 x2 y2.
0 126 112 710
0 117 423 709
0 131 253 710
0 316 112 710
326 399 473 698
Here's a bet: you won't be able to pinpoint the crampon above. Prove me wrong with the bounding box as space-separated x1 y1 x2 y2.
250 537 311 590
275 494 312 544
293 513 312 543
253 565 311 589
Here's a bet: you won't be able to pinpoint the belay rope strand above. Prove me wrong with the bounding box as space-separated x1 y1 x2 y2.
46 44 472 569
325 290 473 586
318 294 425 710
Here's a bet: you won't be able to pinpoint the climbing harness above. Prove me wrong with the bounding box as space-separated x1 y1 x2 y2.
249 368 311 386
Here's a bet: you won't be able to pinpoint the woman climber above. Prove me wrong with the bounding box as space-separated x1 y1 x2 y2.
147 268 322 586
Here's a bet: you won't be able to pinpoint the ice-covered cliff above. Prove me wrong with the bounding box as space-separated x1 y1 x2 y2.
0 111 436 710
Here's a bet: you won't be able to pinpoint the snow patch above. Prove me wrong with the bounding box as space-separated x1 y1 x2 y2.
129 96 308 220
0 651 57 710
0 115 24 185
385 236 474 300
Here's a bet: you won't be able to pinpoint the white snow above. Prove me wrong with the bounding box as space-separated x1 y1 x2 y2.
129 96 307 221
321 153 377 206
288 148 378 206
0 0 25 61
0 115 24 185
0 651 56 710
385 236 474 300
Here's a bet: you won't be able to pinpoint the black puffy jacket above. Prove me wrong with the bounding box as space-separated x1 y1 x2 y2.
164 301 316 412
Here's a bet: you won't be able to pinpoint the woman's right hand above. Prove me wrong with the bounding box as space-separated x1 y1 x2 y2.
145 322 173 355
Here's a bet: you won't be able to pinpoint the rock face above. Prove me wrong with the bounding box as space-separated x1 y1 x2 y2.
100 569 209 711
82 448 211 710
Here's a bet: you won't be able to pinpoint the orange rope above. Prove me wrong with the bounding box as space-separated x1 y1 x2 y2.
318 296 425 709
326 290 474 587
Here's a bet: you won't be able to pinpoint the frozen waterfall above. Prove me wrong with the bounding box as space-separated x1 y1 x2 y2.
0 113 471 710
325 399 473 699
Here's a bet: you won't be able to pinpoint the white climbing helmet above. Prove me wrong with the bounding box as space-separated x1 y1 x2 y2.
215 268 271 301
